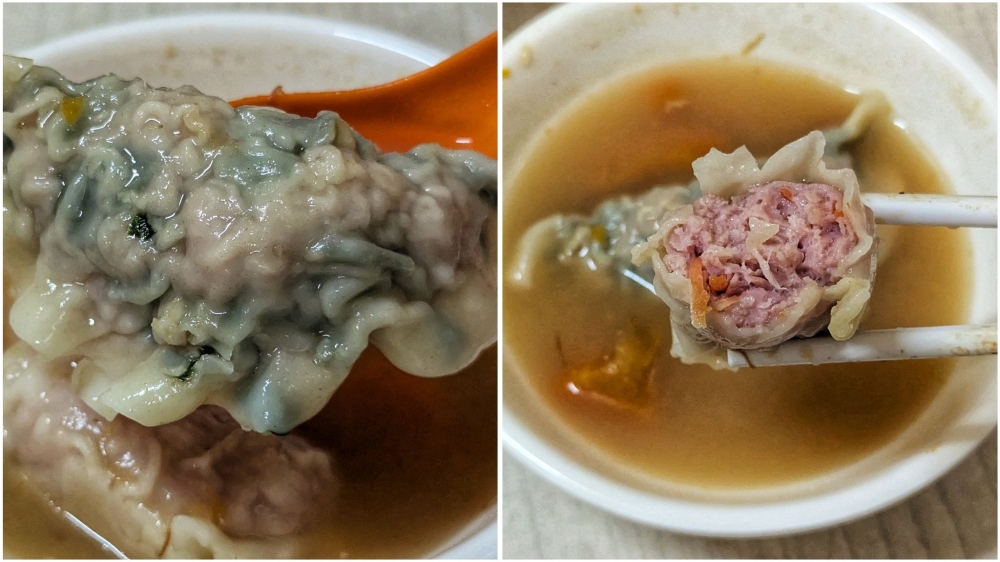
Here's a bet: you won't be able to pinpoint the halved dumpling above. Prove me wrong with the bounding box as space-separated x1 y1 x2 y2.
634 131 877 368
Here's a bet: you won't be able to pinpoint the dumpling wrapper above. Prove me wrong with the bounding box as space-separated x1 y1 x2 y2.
3 56 497 433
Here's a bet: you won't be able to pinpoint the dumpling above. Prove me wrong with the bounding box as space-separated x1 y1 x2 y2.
507 186 690 288
3 55 497 433
633 131 877 368
4 341 334 558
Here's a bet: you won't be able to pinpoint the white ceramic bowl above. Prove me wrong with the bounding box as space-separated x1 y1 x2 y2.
502 3 997 538
16 12 496 559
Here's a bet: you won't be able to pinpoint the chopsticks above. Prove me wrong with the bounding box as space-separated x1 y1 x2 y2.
863 193 997 228
727 324 998 368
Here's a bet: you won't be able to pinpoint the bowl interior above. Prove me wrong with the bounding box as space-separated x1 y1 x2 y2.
502 2 996 536
15 13 496 558
21 13 441 100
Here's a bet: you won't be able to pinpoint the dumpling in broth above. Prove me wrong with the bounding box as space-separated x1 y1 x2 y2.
509 93 887 370
4 341 334 558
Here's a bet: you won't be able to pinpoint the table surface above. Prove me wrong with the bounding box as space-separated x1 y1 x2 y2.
501 3 997 560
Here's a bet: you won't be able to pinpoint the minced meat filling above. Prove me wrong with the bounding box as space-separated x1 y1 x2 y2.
662 181 858 328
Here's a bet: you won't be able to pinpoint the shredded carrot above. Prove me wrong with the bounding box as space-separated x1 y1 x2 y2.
562 328 657 409
708 274 729 292
689 258 709 329
834 209 845 219
779 187 794 201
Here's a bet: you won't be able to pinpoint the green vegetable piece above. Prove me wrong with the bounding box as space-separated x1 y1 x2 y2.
128 214 154 241
178 359 197 381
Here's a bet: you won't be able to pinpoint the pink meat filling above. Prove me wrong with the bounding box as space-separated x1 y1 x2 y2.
663 181 858 328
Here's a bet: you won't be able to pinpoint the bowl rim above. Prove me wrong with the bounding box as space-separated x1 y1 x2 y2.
15 11 497 560
19 11 447 67
501 1 997 538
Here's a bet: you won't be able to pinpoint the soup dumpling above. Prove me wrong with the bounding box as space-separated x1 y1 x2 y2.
633 131 877 367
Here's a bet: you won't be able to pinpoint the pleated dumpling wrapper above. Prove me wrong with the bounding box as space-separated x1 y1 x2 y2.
4 56 497 434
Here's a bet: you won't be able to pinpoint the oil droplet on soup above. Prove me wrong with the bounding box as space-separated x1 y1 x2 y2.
503 58 972 488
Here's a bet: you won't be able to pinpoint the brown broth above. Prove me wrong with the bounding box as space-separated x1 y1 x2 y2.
3 470 118 559
503 58 972 488
294 347 497 558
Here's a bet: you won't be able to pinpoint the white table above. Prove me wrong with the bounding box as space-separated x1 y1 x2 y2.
501 3 997 559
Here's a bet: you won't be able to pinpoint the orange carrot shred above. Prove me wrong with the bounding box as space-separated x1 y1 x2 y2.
834 209 845 219
780 187 794 201
708 274 729 292
689 258 709 329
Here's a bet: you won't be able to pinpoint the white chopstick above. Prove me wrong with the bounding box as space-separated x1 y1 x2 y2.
727 324 997 369
862 194 997 228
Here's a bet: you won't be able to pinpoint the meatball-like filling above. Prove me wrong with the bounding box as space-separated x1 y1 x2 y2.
663 181 859 328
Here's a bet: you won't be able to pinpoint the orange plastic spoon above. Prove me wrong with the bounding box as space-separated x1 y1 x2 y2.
231 32 497 158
